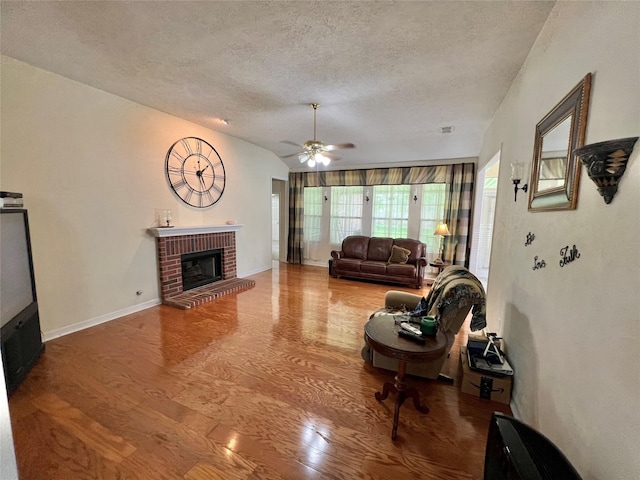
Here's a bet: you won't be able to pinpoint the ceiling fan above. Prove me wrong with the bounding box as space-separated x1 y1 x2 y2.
281 103 355 167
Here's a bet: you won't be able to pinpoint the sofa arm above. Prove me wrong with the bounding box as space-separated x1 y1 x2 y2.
385 290 423 310
331 250 343 260
416 257 427 267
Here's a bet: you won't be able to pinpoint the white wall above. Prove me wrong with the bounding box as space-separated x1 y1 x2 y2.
479 3 639 479
0 57 289 338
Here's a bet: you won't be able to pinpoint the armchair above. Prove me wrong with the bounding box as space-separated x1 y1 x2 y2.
362 265 486 379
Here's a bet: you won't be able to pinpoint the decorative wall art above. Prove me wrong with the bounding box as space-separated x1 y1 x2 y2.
525 232 535 246
559 245 581 267
165 137 226 208
532 256 546 271
573 137 638 204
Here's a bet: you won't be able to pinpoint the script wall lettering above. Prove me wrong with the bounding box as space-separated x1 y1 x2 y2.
525 232 535 246
559 245 581 267
533 256 546 270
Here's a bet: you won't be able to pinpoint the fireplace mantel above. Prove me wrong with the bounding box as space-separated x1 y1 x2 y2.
148 224 244 238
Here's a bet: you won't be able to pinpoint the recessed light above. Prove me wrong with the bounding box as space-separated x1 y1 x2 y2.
220 119 230 125
441 126 454 134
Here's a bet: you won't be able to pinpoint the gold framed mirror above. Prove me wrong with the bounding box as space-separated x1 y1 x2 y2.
528 73 592 211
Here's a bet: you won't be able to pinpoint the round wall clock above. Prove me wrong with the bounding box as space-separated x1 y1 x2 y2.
165 137 226 208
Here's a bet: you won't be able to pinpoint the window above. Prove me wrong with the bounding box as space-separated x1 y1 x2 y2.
303 187 323 242
371 185 410 238
419 183 447 256
329 186 363 244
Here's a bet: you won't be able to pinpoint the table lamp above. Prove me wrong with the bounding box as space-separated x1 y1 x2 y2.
433 222 451 263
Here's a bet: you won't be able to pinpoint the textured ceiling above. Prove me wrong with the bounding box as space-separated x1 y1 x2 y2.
1 1 555 170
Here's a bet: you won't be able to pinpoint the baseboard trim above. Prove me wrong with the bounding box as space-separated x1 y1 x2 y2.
42 298 161 342
239 264 273 277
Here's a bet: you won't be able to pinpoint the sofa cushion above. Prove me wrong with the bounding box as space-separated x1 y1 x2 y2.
388 245 411 264
393 239 424 263
342 236 370 260
335 257 362 272
386 263 418 277
367 237 394 262
360 260 388 275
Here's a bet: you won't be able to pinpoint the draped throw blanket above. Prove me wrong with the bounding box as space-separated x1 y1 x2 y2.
419 265 486 331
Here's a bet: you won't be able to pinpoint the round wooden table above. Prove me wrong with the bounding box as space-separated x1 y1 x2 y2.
429 261 451 275
364 314 447 439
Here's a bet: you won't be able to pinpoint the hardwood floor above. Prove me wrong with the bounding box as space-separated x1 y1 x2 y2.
8 263 511 479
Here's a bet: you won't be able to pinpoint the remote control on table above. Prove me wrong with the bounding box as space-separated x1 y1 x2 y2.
400 322 423 336
398 329 426 344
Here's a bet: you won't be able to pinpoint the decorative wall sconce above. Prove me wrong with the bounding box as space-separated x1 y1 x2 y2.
365 190 370 202
510 162 528 202
573 137 638 204
413 188 418 203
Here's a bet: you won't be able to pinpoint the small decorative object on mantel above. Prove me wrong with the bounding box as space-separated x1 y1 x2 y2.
525 232 535 246
559 245 580 267
573 137 638 204
156 209 173 228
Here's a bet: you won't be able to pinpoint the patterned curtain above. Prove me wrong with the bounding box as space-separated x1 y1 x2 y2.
443 163 475 266
286 172 305 263
286 163 475 266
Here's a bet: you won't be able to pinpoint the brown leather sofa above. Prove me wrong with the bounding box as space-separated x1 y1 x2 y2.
330 236 427 288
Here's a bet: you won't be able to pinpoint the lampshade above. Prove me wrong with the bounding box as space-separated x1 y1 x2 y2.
510 162 524 181
315 152 331 166
299 152 330 167
434 223 451 236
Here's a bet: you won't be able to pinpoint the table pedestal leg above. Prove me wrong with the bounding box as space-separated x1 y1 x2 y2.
374 361 430 439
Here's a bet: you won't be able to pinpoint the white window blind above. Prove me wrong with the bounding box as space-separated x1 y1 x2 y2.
303 187 323 243
329 186 363 244
418 183 447 258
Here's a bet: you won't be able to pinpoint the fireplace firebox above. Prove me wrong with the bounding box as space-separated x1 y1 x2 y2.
181 248 223 291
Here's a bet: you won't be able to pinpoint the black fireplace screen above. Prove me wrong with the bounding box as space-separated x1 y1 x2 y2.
181 248 223 291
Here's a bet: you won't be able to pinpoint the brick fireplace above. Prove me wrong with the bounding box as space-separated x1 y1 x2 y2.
149 225 255 309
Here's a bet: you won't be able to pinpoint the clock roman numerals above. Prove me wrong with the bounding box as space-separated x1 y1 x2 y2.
165 137 226 208
181 138 193 156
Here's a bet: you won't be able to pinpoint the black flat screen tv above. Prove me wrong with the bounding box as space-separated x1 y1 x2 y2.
484 412 582 480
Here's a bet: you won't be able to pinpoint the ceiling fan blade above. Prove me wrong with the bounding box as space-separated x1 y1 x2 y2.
280 151 306 159
324 143 355 152
322 152 341 161
281 140 304 148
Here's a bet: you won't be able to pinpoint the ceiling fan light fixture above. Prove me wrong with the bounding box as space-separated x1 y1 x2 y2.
281 103 355 165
